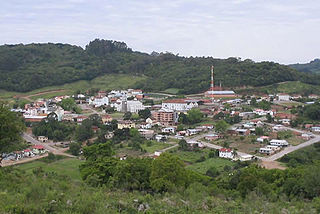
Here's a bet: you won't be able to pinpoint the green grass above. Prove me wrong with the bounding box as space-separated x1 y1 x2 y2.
109 112 124 119
236 81 320 95
141 141 172 153
172 149 211 163
186 158 235 174
163 88 180 94
0 74 146 101
14 157 83 181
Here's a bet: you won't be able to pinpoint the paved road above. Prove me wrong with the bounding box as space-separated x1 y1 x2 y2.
263 134 320 161
22 133 75 158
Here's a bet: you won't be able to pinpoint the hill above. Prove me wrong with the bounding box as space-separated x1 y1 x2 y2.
289 59 320 74
1 39 320 94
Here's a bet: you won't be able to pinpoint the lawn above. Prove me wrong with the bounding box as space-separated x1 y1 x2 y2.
171 149 212 163
186 158 235 174
109 112 125 120
163 88 180 95
141 141 172 153
14 157 83 181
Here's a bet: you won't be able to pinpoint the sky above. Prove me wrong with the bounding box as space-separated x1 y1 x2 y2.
0 0 319 64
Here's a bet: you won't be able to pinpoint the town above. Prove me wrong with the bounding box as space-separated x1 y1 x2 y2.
2 67 320 171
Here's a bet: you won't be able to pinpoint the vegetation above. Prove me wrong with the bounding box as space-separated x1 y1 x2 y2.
1 39 320 94
290 58 320 74
0 103 26 158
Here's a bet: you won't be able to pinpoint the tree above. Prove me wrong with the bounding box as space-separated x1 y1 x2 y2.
206 166 220 178
150 153 188 192
59 98 81 113
215 120 229 133
185 108 203 124
123 112 132 120
255 127 264 136
178 139 188 151
69 142 81 156
0 103 26 164
138 108 151 120
266 113 273 123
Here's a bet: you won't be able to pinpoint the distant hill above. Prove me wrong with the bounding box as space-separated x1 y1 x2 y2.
289 59 320 74
0 39 320 93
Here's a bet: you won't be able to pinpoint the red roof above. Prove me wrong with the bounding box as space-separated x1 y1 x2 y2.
24 149 31 152
219 148 232 152
32 145 44 150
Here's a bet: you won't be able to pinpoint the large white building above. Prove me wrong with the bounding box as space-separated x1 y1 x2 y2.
219 148 234 159
89 96 109 107
162 99 198 111
277 93 290 101
127 100 145 113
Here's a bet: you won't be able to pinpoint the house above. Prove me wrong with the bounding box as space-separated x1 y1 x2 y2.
139 122 152 129
37 136 48 143
266 145 280 151
161 127 176 134
277 93 290 101
219 148 234 159
104 132 114 139
89 96 109 107
186 129 200 136
257 136 269 143
32 145 45 154
138 129 155 140
14 151 24 160
301 133 313 140
236 129 250 136
187 141 204 148
117 121 136 129
161 99 198 112
270 139 289 147
311 127 320 133
259 148 274 155
155 135 167 142
74 115 88 124
272 124 286 132
154 151 162 157
308 94 319 99
205 134 220 141
23 149 34 157
101 115 113 124
92 126 100 133
239 154 253 161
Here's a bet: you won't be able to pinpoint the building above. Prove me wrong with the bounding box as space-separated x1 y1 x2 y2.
161 99 198 112
127 100 145 113
161 127 176 134
138 129 155 140
117 121 136 129
257 136 269 143
155 135 167 142
239 154 253 161
277 93 290 101
101 115 113 124
219 148 234 159
37 136 48 143
205 134 220 141
270 139 289 147
187 141 204 148
311 127 320 133
151 108 179 126
259 147 273 155
89 96 109 107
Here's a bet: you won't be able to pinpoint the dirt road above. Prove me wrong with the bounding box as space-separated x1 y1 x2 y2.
15 89 69 101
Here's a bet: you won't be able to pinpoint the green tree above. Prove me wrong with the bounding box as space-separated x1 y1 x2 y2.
255 127 264 136
215 120 229 133
0 103 26 163
123 112 132 120
150 153 188 192
69 142 81 156
178 139 188 151
185 108 203 124
138 108 151 120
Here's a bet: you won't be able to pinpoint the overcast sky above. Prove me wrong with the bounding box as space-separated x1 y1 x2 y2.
1 0 319 64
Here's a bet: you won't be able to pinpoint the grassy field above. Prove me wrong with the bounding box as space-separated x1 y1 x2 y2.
236 81 320 95
186 158 235 174
14 157 83 181
141 141 172 153
172 149 211 163
0 74 146 101
163 88 180 94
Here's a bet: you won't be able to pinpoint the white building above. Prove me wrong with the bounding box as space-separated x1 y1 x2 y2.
127 100 145 113
257 136 270 143
161 127 176 134
259 147 273 155
270 139 289 147
219 148 234 159
89 96 109 107
162 99 198 111
187 141 204 148
277 93 290 101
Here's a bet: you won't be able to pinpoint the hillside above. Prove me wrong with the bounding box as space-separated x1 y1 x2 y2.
290 59 320 74
1 39 320 93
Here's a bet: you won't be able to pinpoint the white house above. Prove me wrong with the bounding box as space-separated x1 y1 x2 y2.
277 93 290 101
186 129 200 136
266 145 280 151
311 127 320 133
161 127 176 134
90 96 109 107
161 99 198 111
270 139 289 147
239 154 253 161
187 141 204 148
272 124 287 132
257 136 270 143
154 151 162 157
219 148 234 159
155 135 167 142
259 147 273 155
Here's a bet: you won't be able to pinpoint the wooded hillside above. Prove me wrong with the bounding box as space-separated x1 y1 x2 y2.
1 39 319 93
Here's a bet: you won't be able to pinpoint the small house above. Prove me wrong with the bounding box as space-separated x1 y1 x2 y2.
161 127 176 134
32 145 45 154
219 148 234 159
205 134 221 141
37 136 48 143
155 135 167 142
257 136 269 143
270 139 289 147
259 148 274 155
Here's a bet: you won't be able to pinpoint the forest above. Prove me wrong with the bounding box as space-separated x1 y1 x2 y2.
1 39 320 93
